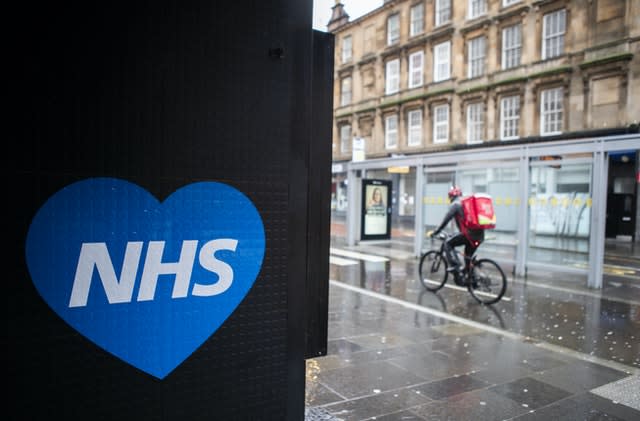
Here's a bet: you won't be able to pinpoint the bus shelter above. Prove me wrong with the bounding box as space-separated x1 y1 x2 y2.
342 134 639 289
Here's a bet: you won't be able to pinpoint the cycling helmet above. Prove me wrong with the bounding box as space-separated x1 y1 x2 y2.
448 185 462 200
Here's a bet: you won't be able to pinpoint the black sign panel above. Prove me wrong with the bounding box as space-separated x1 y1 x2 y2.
9 1 327 420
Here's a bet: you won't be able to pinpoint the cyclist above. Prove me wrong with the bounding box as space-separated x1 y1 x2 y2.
426 185 485 278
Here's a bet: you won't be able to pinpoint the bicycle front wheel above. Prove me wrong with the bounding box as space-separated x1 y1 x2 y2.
418 250 448 292
468 258 507 305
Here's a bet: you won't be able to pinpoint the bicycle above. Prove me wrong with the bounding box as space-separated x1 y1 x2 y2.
418 231 507 305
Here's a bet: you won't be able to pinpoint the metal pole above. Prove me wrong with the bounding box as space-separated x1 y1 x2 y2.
346 166 359 246
414 164 425 257
515 147 529 277
588 142 607 289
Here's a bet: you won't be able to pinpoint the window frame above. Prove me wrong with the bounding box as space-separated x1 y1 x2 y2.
341 35 352 64
502 23 522 70
385 114 399 149
435 0 451 27
340 76 352 107
466 102 484 144
408 50 424 89
433 41 451 82
433 104 449 144
468 0 487 20
407 109 423 147
385 58 400 95
410 3 425 37
340 124 352 154
542 9 566 60
500 95 520 140
387 13 400 46
468 36 486 78
540 87 564 136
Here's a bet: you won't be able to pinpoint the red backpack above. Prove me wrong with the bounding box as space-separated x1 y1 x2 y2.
460 194 496 230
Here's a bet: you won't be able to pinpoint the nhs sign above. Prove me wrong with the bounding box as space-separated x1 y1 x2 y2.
25 178 265 379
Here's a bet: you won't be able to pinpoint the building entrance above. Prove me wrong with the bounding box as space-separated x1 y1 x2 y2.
606 150 637 241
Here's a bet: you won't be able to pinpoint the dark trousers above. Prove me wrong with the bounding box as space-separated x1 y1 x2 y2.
443 232 478 271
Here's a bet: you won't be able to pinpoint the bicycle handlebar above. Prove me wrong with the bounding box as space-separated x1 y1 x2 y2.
429 231 448 240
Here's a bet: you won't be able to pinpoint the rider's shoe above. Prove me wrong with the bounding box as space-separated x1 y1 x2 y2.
446 265 461 273
451 268 464 285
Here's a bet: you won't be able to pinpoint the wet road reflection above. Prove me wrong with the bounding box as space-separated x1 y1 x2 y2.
329 245 640 370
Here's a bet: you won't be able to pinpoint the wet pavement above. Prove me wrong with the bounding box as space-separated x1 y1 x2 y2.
305 235 640 420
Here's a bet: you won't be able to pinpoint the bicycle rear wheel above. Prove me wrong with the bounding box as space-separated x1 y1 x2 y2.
418 250 448 291
467 258 507 305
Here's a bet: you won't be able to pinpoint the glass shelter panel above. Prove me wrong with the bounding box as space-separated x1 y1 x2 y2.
457 165 520 265
422 163 520 264
423 171 456 236
527 157 592 270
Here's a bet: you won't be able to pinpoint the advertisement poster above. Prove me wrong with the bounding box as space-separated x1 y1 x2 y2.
361 179 391 240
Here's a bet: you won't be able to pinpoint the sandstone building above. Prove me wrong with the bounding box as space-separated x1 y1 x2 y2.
326 0 639 287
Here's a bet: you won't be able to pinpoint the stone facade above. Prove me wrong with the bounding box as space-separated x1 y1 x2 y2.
330 0 639 162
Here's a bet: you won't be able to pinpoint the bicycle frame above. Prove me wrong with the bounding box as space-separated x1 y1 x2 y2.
433 232 477 274
420 231 507 305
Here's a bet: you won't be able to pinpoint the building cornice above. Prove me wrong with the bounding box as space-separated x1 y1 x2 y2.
357 54 377 67
404 34 429 51
493 5 530 23
579 53 633 70
532 0 569 8
585 38 637 53
380 45 403 60
527 65 573 79
425 26 455 42
460 18 492 35
337 64 355 77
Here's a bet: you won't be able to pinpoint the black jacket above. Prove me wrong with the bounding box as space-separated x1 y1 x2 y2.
433 201 462 235
433 198 484 242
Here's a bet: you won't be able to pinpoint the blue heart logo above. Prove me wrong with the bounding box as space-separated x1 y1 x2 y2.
25 178 265 379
